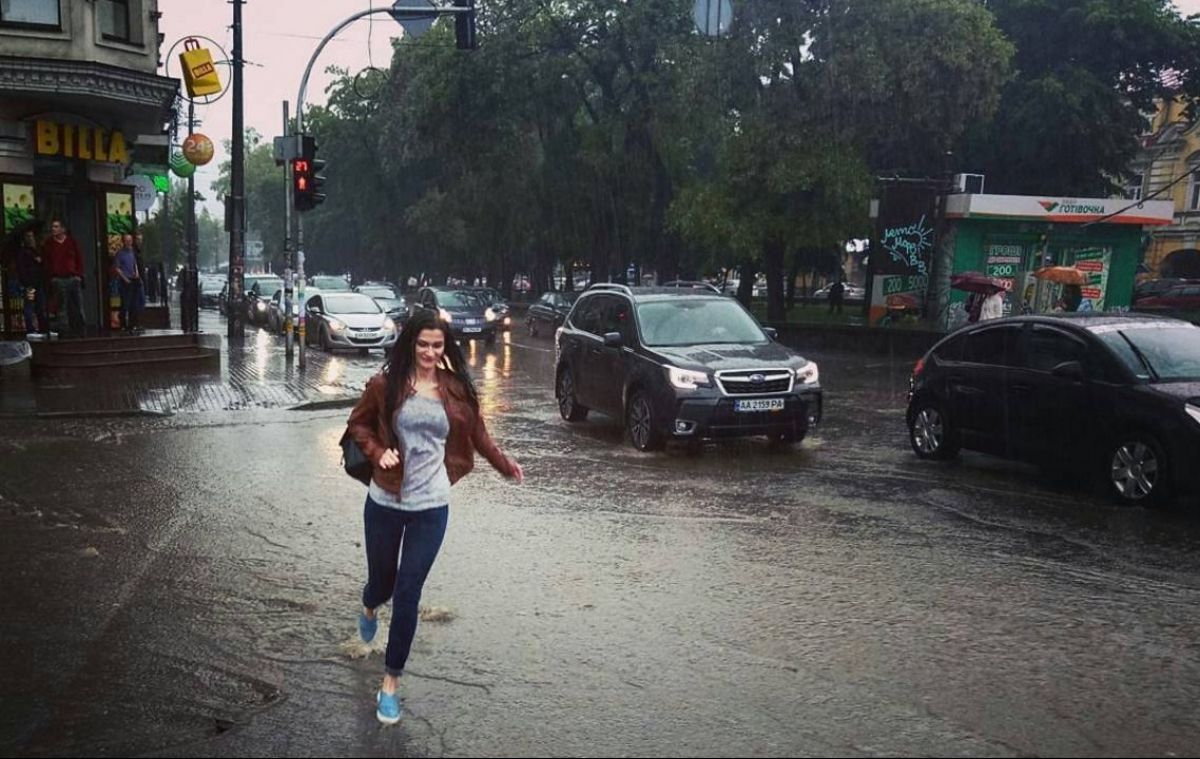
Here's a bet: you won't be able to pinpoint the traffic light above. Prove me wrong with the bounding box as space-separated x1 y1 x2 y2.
455 0 476 50
292 135 327 212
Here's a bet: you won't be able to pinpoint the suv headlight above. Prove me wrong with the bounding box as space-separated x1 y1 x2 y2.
1187 402 1200 426
383 317 396 332
485 307 497 322
256 300 266 312
796 361 820 385
439 308 453 323
668 366 711 389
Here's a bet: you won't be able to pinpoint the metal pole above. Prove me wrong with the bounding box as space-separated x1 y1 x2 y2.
283 101 294 359
293 8 379 369
227 0 246 343
185 100 198 332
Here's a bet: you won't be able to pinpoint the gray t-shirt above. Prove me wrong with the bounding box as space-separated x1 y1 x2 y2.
368 394 451 511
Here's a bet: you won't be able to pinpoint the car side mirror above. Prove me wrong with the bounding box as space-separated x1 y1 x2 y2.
603 331 623 348
763 327 778 340
1051 360 1084 381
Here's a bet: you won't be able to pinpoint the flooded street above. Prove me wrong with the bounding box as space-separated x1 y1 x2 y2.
3 327 1200 757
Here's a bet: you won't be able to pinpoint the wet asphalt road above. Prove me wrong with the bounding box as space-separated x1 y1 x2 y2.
2 326 1200 757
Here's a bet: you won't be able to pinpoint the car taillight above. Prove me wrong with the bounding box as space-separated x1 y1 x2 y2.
913 357 926 377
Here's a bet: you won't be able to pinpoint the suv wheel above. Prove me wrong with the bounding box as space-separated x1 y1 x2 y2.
627 390 665 452
908 402 959 460
1109 434 1171 507
557 369 588 422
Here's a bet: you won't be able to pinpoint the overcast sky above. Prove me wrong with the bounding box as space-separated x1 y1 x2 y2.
157 0 1200 213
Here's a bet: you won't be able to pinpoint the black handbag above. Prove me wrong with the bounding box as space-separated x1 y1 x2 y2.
339 429 373 486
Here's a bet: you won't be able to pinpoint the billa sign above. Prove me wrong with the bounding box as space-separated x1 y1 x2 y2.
180 38 222 98
34 120 129 165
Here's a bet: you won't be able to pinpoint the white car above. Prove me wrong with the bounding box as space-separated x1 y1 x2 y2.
305 292 398 352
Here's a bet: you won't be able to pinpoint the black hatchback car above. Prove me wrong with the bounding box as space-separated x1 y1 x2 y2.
555 285 823 450
907 314 1200 506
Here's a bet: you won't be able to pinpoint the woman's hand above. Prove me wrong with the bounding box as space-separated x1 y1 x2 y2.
507 457 524 484
378 448 401 470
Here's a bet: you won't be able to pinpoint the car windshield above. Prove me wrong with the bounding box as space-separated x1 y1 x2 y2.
471 289 502 304
248 278 283 295
374 297 405 310
358 286 396 298
312 276 350 290
636 299 767 346
323 294 382 315
439 290 484 308
1094 323 1200 382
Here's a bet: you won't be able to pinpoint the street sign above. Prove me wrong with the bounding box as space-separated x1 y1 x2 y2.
389 0 438 39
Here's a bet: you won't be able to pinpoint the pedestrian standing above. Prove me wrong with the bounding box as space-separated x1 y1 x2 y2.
16 229 47 335
114 234 140 333
42 219 86 337
828 279 846 315
979 288 1005 321
345 310 524 725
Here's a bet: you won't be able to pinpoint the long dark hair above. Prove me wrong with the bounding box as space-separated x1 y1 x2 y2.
382 310 478 435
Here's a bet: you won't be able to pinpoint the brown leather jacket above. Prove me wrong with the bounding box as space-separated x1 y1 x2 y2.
346 369 515 494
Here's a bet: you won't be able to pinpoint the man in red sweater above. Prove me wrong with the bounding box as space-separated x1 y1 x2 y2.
42 219 87 337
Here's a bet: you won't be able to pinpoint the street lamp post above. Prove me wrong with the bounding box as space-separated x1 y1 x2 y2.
290 2 466 368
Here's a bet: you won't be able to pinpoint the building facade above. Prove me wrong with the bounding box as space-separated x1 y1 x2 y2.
1 0 178 336
1129 97 1200 281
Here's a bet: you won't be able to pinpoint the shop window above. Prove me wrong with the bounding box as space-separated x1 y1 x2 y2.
0 0 60 28
98 0 130 42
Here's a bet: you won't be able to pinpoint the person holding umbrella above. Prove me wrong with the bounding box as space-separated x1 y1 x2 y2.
951 271 1007 323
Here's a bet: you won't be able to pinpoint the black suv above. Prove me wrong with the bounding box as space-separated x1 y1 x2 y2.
554 285 823 450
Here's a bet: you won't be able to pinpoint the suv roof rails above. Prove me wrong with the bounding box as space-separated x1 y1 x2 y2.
585 283 634 296
662 280 722 294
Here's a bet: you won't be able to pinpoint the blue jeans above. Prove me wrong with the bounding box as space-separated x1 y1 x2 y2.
119 280 140 330
23 287 46 333
362 497 448 676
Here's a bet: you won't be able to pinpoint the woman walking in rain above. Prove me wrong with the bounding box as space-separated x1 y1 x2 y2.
345 310 523 724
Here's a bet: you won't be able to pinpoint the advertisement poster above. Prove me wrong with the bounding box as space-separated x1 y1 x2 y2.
3 184 36 334
106 193 135 329
3 184 35 233
870 184 939 324
1072 247 1111 312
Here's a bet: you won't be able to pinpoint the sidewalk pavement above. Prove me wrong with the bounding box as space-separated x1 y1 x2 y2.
0 310 380 417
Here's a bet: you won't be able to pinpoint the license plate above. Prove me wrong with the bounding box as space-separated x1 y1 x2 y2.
463 327 482 333
734 398 785 413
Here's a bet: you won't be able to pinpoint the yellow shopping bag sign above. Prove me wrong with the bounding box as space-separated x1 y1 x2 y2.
180 38 221 98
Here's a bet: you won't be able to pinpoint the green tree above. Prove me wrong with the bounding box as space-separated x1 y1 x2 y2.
212 128 287 270
960 0 1200 195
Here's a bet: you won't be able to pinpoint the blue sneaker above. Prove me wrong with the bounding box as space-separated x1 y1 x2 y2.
376 690 402 724
359 610 377 643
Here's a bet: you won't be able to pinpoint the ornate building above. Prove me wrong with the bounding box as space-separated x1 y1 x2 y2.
1129 97 1200 281
0 0 178 335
